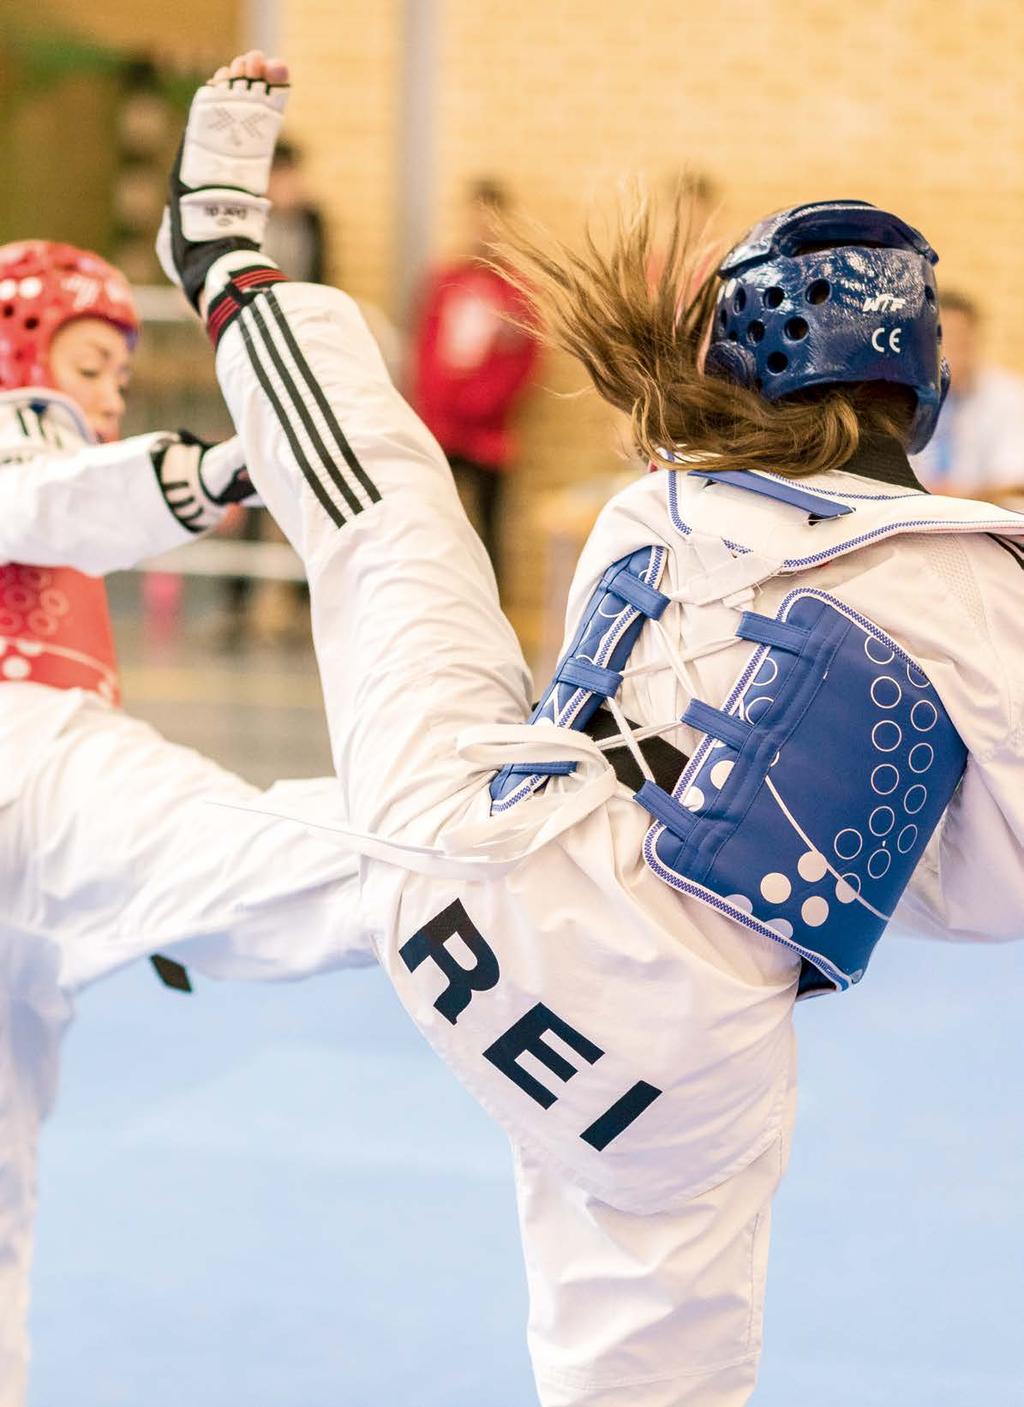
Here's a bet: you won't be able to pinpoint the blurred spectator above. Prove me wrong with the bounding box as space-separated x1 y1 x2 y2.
263 140 328 283
411 179 539 592
912 290 1024 502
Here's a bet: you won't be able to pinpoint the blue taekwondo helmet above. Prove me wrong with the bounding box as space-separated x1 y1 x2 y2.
704 200 950 453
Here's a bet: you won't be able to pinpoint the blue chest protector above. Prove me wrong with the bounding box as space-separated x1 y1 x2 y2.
491 481 968 998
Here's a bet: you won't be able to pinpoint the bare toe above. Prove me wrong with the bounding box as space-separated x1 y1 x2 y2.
243 49 266 80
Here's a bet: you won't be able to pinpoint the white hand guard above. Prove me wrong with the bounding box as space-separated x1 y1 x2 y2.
151 432 256 535
157 75 289 310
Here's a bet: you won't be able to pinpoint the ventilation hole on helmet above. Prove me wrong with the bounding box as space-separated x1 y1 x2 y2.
747 320 765 344
936 323 942 341
784 316 809 341
764 286 785 309
727 329 738 342
24 316 39 331
766 351 789 374
805 279 830 305
718 308 728 328
733 287 747 314
2 305 13 318
924 285 936 305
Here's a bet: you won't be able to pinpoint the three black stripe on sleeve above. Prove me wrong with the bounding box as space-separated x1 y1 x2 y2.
230 283 380 528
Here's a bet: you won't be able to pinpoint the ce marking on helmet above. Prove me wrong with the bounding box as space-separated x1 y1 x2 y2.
871 326 903 354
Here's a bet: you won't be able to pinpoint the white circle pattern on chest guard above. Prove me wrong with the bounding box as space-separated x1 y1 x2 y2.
872 720 902 752
867 849 892 880
904 784 928 814
798 849 827 882
801 897 829 927
870 764 899 795
834 828 863 860
835 875 859 903
868 806 895 836
897 824 918 854
760 872 792 904
908 743 934 773
1 653 31 680
911 700 938 732
710 759 734 788
0 564 118 702
641 590 969 997
870 676 902 709
906 662 930 688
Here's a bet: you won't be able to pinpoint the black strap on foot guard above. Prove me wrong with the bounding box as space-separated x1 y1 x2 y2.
150 955 192 993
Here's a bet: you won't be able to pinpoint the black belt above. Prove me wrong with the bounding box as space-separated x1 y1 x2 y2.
150 954 192 992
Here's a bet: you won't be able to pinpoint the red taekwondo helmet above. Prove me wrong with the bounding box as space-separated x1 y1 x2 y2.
0 240 140 392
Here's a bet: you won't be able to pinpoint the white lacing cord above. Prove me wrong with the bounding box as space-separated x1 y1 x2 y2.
602 692 656 783
619 629 740 677
588 612 749 783
648 616 700 695
596 714 689 748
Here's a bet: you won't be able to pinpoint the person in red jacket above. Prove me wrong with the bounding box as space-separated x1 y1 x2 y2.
411 179 538 591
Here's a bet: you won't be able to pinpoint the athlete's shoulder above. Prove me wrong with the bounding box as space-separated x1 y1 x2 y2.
584 465 676 556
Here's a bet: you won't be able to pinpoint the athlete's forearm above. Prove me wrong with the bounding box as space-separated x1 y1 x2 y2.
0 431 249 573
0 433 181 571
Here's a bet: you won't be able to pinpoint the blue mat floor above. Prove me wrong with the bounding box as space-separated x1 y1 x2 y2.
30 928 1024 1406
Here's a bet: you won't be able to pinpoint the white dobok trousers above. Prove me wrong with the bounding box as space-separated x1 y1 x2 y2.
0 686 369 1406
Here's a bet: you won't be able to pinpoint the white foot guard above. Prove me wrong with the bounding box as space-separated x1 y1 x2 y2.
157 74 289 310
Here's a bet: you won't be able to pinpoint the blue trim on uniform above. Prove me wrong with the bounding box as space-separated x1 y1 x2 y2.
489 547 667 809
668 470 1024 570
695 469 855 520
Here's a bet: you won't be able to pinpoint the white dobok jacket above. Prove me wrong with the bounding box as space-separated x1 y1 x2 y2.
211 280 1024 1220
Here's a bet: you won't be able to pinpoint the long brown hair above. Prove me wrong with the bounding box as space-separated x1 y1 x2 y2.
495 190 915 479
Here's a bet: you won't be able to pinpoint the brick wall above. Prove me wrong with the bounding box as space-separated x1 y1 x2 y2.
281 0 401 308
434 0 1024 367
36 0 241 61
275 0 1024 635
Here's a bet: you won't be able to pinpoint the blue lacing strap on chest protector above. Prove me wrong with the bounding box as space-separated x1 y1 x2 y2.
490 546 669 811
488 473 966 996
636 592 967 996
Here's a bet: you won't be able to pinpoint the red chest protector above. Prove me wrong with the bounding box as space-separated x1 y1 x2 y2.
0 562 120 705
0 239 138 708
